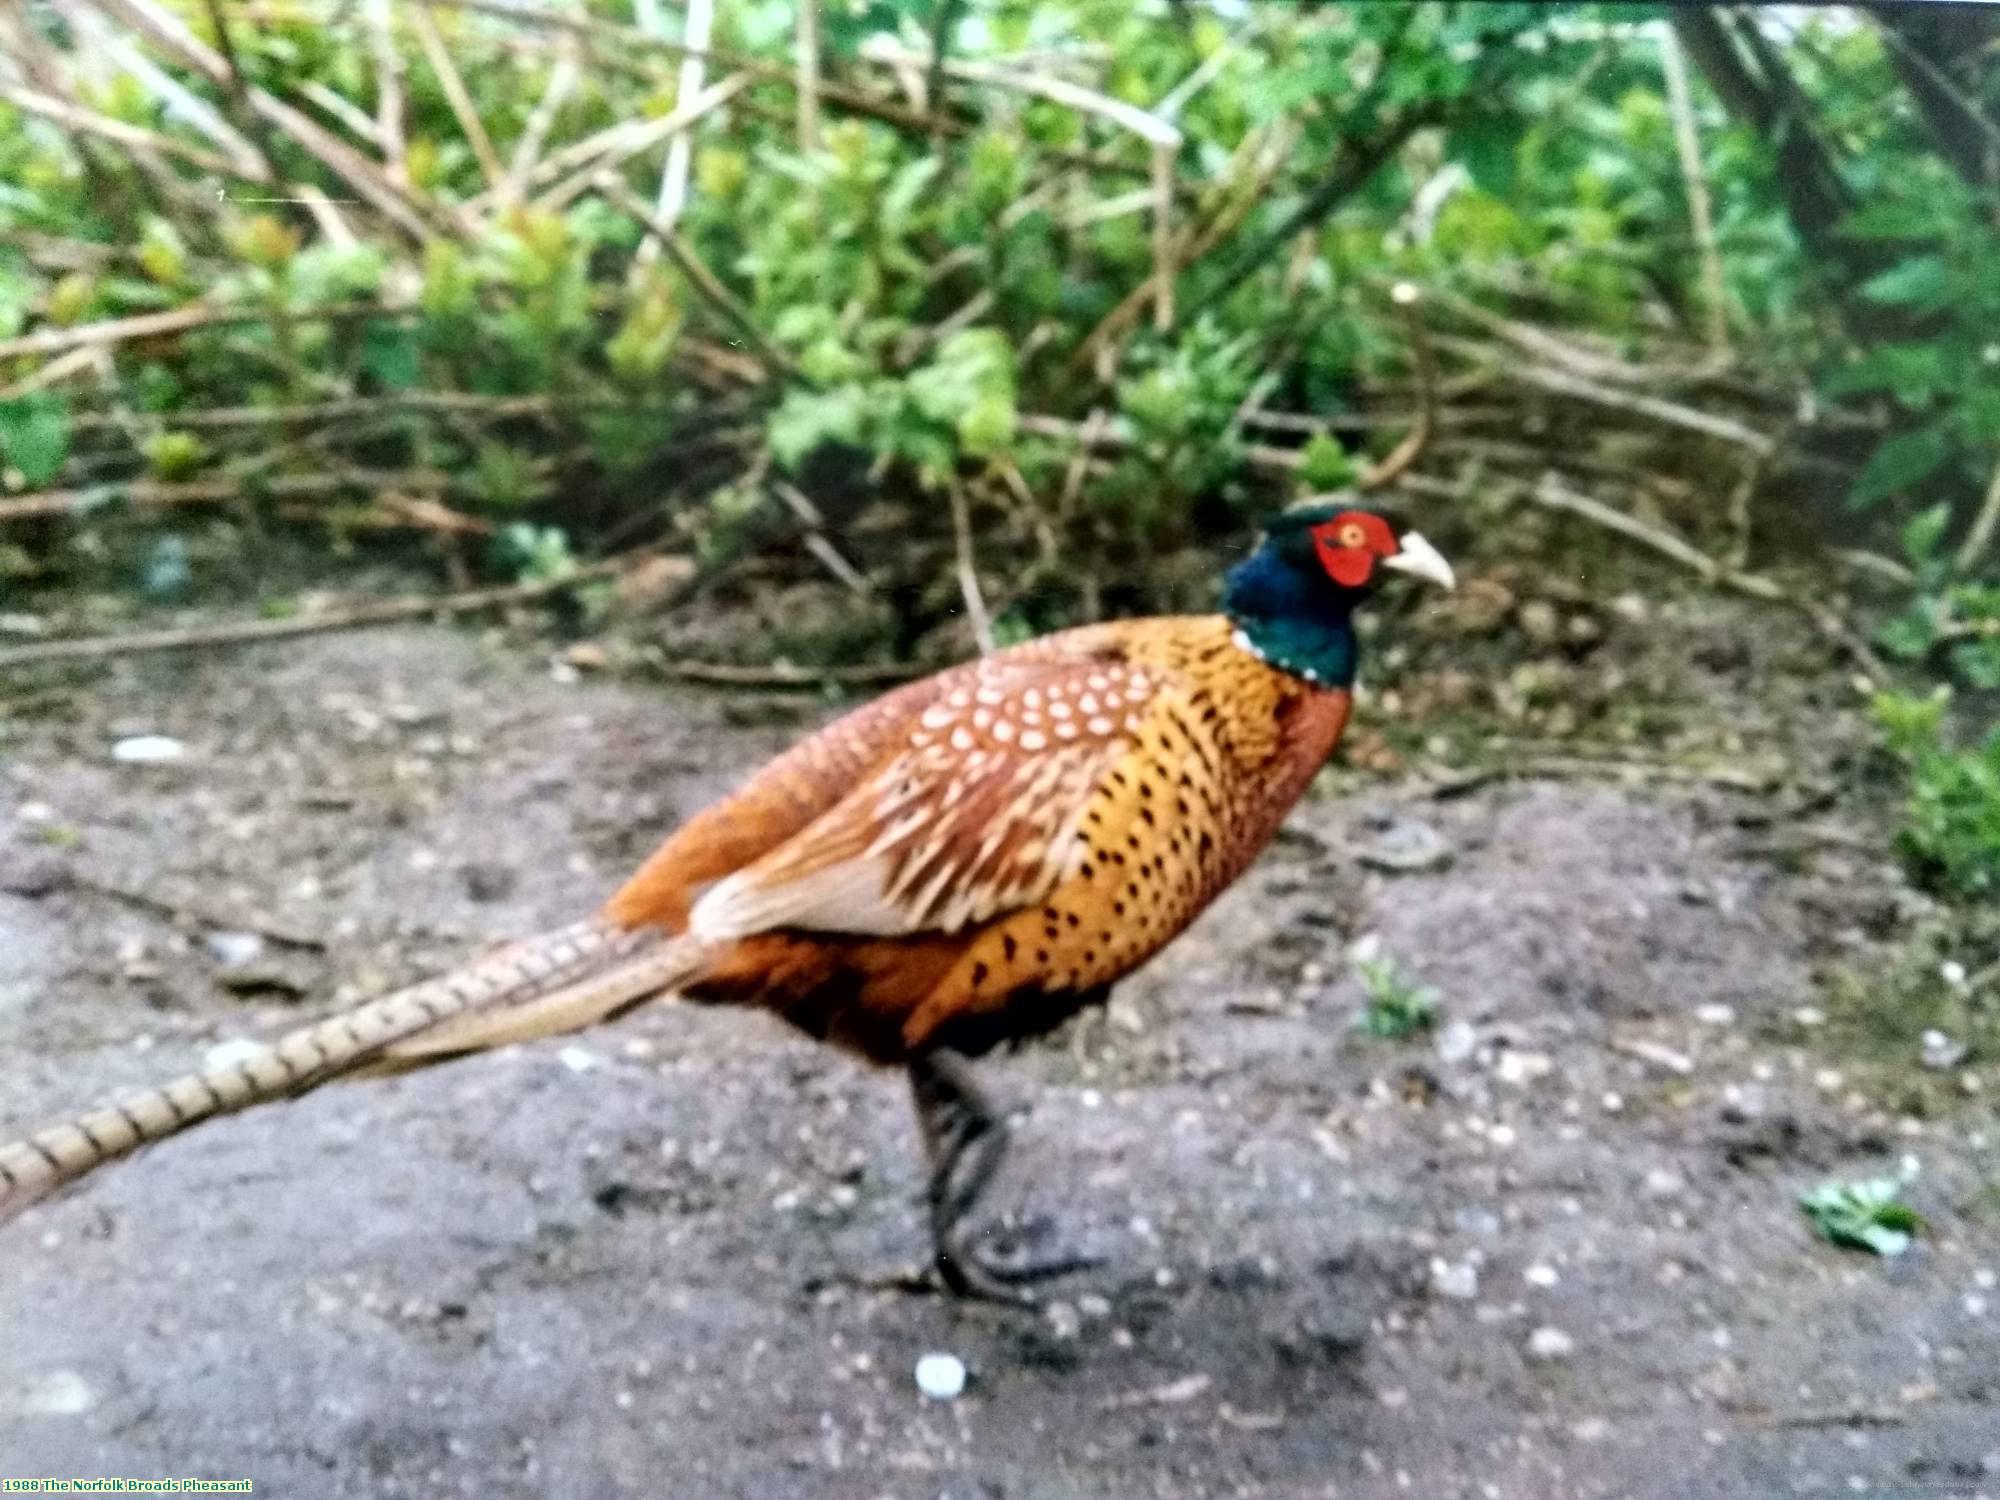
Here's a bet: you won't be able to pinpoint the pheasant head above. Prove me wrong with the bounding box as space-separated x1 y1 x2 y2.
1222 504 1454 687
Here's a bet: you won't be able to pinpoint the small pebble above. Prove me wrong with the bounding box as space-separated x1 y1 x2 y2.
1526 1327 1576 1362
1431 1258 1479 1300
1643 1168 1686 1200
1921 1030 1968 1072
1495 1051 1553 1087
1436 1021 1479 1065
111 735 187 765
206 931 266 968
1694 1004 1736 1027
6 1369 96 1417
1524 1264 1559 1288
558 1046 601 1074
914 1352 966 1401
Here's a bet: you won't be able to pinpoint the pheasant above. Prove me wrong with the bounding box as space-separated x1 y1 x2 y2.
0 503 1452 1298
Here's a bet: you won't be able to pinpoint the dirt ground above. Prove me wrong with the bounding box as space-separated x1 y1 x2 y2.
1 618 1996 1500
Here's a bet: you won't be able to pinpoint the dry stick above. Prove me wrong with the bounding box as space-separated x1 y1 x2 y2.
1355 282 1437 493
0 466 462 525
194 0 357 246
1428 287 1727 389
649 656 924 689
0 558 636 672
531 74 749 212
63 868 327 951
947 475 994 655
367 0 408 184
1954 455 2000 577
85 0 452 242
0 83 244 177
407 0 506 191
643 0 714 256
1499 358 1776 457
1150 142 1175 333
69 392 559 432
1066 120 1291 376
795 0 821 153
0 298 402 363
1515 473 1891 683
301 81 384 148
768 479 871 597
500 37 578 207
595 176 797 380
1659 24 1729 352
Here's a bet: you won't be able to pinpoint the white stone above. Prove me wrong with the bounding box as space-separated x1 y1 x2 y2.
1431 1257 1479 1300
111 735 187 764
1526 1327 1576 1361
914 1352 966 1401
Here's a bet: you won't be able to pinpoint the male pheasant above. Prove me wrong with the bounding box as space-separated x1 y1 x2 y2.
0 504 1452 1298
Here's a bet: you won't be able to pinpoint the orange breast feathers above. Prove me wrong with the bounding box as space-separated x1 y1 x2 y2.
604 616 1352 1061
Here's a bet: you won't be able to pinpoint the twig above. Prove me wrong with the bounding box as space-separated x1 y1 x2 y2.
595 176 797 380
501 39 577 206
0 466 461 525
407 0 506 190
0 82 245 178
87 0 454 242
947 475 994 654
367 0 408 182
922 0 961 126
1066 120 1291 375
1953 455 2000 577
0 558 638 671
647 656 926 689
795 0 821 153
769 479 870 596
1427 287 1728 390
646 0 713 248
1355 283 1436 492
1151 142 1176 332
1502 360 1774 457
1519 473 1890 682
69 392 559 432
532 74 749 213
63 869 326 951
1658 24 1729 352
0 299 403 363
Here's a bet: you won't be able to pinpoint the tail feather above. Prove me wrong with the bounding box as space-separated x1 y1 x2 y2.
0 918 704 1223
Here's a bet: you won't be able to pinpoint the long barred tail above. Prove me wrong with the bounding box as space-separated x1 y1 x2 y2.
0 919 705 1223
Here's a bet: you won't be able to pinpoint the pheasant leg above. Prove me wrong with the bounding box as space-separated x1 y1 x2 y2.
908 1047 1099 1302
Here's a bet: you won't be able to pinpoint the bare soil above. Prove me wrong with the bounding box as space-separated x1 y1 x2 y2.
1 620 1995 1500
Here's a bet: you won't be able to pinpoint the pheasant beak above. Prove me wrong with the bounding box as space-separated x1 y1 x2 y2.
1382 530 1455 591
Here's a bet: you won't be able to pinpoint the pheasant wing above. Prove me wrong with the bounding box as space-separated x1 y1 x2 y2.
685 655 1169 940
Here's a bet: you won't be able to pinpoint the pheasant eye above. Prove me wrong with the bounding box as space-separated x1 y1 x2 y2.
1337 522 1368 549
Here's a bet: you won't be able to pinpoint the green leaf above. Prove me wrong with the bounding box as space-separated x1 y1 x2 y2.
767 386 867 469
1900 503 1951 564
1298 432 1357 490
1447 114 1524 198
361 321 420 390
1860 255 1949 310
0 394 69 486
1851 427 1952 508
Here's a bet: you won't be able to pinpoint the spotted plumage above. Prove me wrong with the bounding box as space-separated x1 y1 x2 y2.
1 503 1453 1301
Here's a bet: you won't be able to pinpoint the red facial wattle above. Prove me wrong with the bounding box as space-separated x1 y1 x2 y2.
1310 510 1398 588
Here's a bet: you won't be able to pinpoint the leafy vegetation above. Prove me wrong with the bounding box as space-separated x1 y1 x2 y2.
1351 952 1440 1041
1799 1168 1925 1258
0 2 1996 897
1874 690 2000 900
